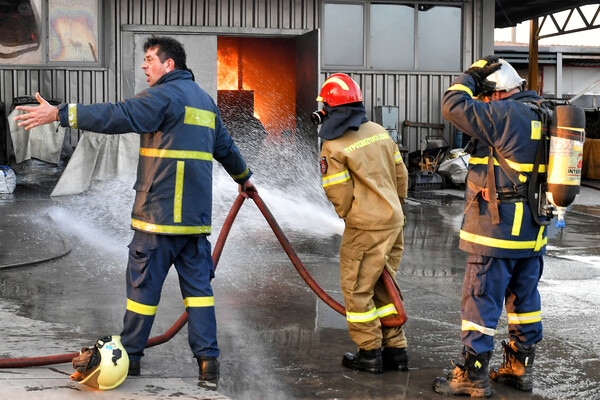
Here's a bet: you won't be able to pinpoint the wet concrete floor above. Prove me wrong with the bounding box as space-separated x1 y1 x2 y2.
1 165 599 399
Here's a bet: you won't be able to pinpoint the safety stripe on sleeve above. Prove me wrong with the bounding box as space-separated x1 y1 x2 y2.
140 148 213 161
132 218 211 234
346 306 378 323
184 296 215 308
322 169 351 188
68 104 78 129
460 230 547 250
507 311 541 325
231 167 250 180
174 161 184 223
183 106 216 129
447 84 474 98
462 320 497 336
511 202 523 236
127 298 158 316
394 151 403 164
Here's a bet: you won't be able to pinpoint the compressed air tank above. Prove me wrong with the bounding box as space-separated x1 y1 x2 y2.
547 104 585 209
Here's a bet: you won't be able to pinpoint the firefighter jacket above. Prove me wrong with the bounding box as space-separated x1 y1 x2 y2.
320 121 408 230
442 74 548 258
58 69 251 235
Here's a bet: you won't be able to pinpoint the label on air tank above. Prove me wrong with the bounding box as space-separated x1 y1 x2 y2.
548 137 584 185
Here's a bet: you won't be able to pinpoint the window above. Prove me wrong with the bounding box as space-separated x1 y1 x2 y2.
322 2 462 72
49 0 100 63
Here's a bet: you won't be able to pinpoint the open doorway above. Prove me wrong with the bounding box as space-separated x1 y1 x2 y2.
217 36 296 149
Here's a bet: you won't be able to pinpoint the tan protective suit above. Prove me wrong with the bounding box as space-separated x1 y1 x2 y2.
320 121 408 351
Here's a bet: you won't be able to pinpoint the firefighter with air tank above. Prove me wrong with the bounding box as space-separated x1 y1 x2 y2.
432 56 585 397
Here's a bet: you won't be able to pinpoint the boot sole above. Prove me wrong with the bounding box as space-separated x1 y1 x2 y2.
491 375 532 392
342 359 383 374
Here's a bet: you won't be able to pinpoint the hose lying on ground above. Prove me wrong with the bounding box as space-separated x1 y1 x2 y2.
0 192 406 368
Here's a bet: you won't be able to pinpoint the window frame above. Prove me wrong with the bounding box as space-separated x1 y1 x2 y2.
321 0 463 72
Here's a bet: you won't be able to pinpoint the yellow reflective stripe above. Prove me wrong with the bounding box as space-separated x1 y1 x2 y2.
132 219 211 234
462 320 497 336
184 106 216 128
184 296 215 308
174 161 184 223
534 225 545 252
512 202 523 236
447 83 474 98
68 104 78 129
323 76 350 91
394 151 403 164
470 59 488 69
377 303 398 318
140 147 213 161
322 169 351 188
346 307 378 323
507 311 541 324
231 167 250 180
469 156 546 173
531 121 542 139
460 230 547 250
127 298 157 316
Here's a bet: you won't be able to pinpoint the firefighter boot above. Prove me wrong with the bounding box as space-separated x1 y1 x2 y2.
342 348 384 374
128 360 141 376
197 356 220 381
489 340 535 391
432 351 493 397
382 347 410 371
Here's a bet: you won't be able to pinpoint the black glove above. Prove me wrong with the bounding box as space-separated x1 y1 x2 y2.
465 56 502 96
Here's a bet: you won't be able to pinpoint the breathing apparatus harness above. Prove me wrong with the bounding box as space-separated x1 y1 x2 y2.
464 99 555 227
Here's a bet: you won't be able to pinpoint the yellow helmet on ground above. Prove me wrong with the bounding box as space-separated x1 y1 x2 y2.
70 335 129 390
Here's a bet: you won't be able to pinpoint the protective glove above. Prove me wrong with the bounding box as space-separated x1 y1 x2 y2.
70 346 100 381
465 56 502 96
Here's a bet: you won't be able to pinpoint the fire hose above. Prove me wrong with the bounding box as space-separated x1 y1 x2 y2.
0 191 406 368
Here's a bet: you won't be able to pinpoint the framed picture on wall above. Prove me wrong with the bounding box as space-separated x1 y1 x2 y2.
48 0 100 63
0 0 42 64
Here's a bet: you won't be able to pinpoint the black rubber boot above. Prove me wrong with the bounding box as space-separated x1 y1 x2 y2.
342 348 384 374
128 360 140 376
490 340 535 391
197 356 220 381
432 351 493 398
382 347 409 371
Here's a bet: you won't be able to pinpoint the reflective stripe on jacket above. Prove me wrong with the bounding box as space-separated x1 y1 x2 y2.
442 74 547 258
58 70 251 235
320 121 408 230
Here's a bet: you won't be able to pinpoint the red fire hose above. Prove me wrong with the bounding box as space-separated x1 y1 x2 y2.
0 191 406 368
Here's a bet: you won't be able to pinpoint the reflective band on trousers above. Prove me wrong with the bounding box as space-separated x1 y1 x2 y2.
322 169 350 187
132 218 211 235
462 320 497 336
508 311 541 325
184 296 215 308
346 304 397 323
127 298 158 316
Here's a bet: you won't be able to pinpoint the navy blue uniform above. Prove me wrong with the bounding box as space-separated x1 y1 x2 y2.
58 69 251 360
442 74 547 355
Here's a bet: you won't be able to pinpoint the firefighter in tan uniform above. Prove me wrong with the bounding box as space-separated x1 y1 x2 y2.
314 73 409 373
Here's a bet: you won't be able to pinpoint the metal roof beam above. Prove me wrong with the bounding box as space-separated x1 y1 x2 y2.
537 5 600 39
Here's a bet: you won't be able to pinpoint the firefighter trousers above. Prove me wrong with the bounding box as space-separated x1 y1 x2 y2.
461 254 543 355
120 231 219 361
339 226 407 351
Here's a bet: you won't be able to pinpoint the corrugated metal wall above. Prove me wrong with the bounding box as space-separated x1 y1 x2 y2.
0 0 488 151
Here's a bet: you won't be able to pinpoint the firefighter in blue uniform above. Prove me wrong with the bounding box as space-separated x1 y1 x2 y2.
432 57 548 397
14 36 255 383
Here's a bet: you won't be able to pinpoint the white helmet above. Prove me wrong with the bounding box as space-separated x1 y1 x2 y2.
484 59 525 93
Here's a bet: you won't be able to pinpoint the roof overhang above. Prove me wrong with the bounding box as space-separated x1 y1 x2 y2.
495 1 599 28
